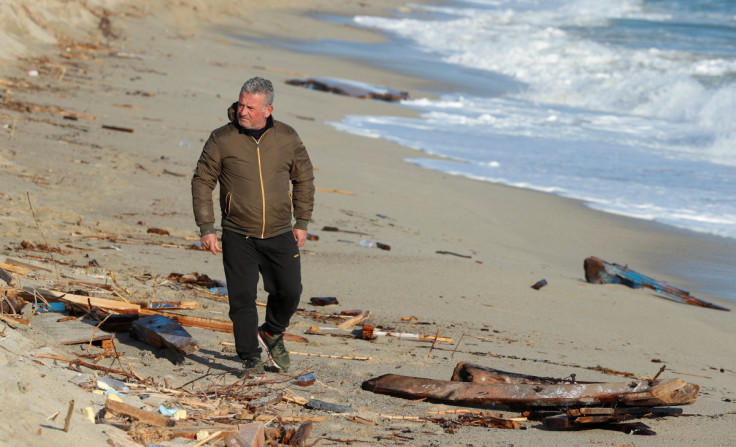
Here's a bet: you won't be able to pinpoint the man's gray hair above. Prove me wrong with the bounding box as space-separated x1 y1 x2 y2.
240 77 274 107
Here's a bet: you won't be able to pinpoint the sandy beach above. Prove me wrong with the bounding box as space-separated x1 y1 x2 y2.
1 1 735 446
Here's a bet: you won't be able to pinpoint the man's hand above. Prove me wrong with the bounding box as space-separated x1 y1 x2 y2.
200 233 221 254
293 228 307 248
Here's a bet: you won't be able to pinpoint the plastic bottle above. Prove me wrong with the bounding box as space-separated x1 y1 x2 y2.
359 238 374 248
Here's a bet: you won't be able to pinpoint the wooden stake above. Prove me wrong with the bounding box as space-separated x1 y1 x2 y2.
63 400 74 432
427 328 440 358
451 332 465 359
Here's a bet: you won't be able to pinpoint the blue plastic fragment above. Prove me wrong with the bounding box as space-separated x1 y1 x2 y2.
158 405 180 416
34 302 66 312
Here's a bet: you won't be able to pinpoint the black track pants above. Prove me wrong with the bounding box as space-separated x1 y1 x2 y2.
222 229 302 360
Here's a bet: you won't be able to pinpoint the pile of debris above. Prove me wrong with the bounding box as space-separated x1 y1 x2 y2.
0 252 712 445
362 362 699 435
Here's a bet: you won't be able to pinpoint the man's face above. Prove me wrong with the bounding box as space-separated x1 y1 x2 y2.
237 91 273 130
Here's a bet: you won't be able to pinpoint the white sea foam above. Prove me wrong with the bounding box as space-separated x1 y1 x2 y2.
341 0 736 239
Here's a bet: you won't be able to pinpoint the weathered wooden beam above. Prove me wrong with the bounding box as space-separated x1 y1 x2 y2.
362 374 699 409
584 256 730 311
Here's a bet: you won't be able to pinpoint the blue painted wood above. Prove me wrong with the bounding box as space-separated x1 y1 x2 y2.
584 257 730 311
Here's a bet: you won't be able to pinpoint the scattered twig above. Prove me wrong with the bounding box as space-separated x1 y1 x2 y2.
652 365 666 383
102 124 134 133
435 251 471 259
451 333 465 359
289 351 370 361
26 192 61 286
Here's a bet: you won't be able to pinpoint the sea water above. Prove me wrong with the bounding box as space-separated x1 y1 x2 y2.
247 0 736 301
328 0 736 242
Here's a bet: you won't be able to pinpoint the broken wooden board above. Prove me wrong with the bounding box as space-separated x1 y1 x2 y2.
130 314 199 355
543 407 681 431
584 256 729 311
362 374 699 409
23 287 140 314
285 77 409 102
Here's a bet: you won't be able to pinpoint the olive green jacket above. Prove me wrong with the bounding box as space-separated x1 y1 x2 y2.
191 103 314 238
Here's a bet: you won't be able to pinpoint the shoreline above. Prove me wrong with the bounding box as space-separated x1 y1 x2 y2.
233 13 736 305
1 1 734 446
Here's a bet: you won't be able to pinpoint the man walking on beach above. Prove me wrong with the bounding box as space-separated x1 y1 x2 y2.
191 77 315 374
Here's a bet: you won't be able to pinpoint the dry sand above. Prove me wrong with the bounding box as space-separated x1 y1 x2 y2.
0 1 734 446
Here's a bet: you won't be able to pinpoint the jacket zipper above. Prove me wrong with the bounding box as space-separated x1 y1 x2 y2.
253 129 271 239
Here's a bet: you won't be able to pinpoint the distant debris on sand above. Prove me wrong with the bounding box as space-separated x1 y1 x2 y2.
286 77 409 102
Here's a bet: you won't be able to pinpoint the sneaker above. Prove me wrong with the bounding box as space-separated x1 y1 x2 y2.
258 325 290 371
239 356 265 377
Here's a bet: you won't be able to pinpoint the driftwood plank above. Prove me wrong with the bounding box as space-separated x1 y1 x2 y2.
362 374 698 409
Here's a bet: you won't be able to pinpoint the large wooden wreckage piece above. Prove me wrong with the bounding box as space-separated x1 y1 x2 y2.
584 256 730 311
362 365 699 410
